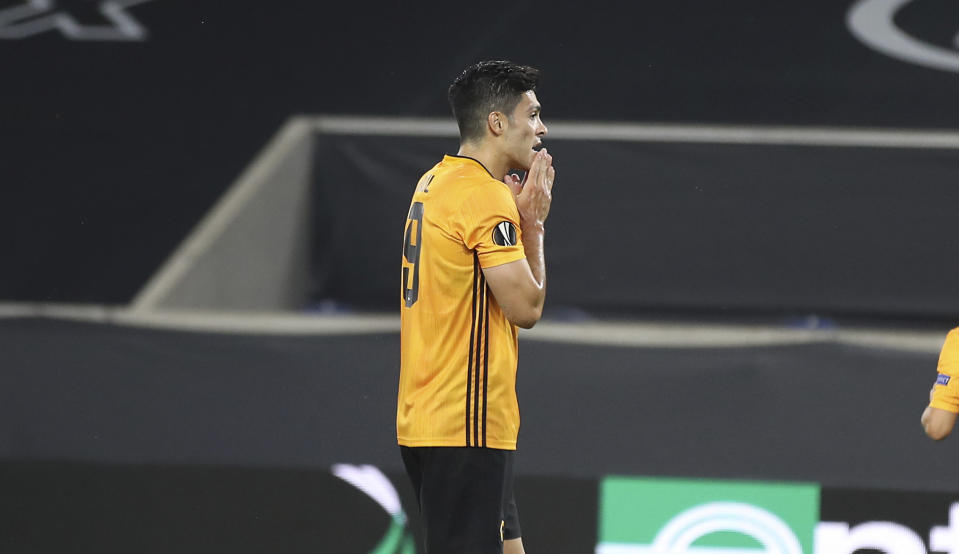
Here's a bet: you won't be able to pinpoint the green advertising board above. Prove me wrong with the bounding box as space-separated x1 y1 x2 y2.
598 476 820 554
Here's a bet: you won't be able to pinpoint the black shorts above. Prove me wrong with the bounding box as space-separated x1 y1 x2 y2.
400 446 521 554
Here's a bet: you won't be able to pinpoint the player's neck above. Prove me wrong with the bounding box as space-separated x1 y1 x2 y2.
456 142 507 181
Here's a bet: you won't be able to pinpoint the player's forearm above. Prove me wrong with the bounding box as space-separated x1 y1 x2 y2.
522 222 547 309
922 405 957 440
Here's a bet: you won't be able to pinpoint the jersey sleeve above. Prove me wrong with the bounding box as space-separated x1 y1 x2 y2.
461 182 527 269
930 328 959 413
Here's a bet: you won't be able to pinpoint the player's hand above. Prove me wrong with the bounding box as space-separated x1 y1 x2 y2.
513 149 554 229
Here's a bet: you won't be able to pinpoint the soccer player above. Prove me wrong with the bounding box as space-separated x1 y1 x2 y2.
921 327 959 440
397 60 554 554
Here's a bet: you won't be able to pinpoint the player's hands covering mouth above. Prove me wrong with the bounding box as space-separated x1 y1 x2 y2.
504 148 555 230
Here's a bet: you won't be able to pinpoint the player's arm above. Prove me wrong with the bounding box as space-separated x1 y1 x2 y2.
922 385 958 440
922 406 956 440
922 330 959 440
484 257 543 329
483 149 554 329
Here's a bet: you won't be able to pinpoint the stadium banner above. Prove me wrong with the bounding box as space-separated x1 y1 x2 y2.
0 461 596 554
312 132 959 319
597 476 820 554
0 462 418 554
5 319 959 552
7 461 959 554
596 475 959 554
818 487 959 554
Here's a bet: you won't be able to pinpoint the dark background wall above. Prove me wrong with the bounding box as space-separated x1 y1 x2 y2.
4 0 959 317
4 318 952 489
1 317 956 553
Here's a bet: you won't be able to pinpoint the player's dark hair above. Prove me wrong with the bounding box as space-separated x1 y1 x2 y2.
448 60 541 142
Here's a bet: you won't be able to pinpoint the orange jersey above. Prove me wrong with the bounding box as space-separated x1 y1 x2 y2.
930 327 959 413
398 155 527 449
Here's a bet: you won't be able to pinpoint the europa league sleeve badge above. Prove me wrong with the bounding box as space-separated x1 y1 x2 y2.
492 221 517 247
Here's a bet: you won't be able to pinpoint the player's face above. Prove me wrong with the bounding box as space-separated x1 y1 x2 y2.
503 91 547 171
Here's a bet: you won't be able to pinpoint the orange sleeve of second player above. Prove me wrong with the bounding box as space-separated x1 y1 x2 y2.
930 328 959 413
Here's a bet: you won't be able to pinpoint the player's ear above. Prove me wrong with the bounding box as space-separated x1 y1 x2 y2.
488 111 506 137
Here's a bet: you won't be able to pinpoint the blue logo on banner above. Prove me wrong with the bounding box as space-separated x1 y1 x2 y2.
937 374 951 386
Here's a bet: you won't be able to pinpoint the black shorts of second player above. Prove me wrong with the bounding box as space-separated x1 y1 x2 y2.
400 446 521 554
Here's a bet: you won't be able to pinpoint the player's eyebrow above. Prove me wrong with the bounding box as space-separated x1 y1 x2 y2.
529 104 541 113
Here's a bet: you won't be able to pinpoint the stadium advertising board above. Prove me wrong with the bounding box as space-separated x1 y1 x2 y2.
597 476 959 554
818 487 959 554
7 460 959 554
597 477 819 554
